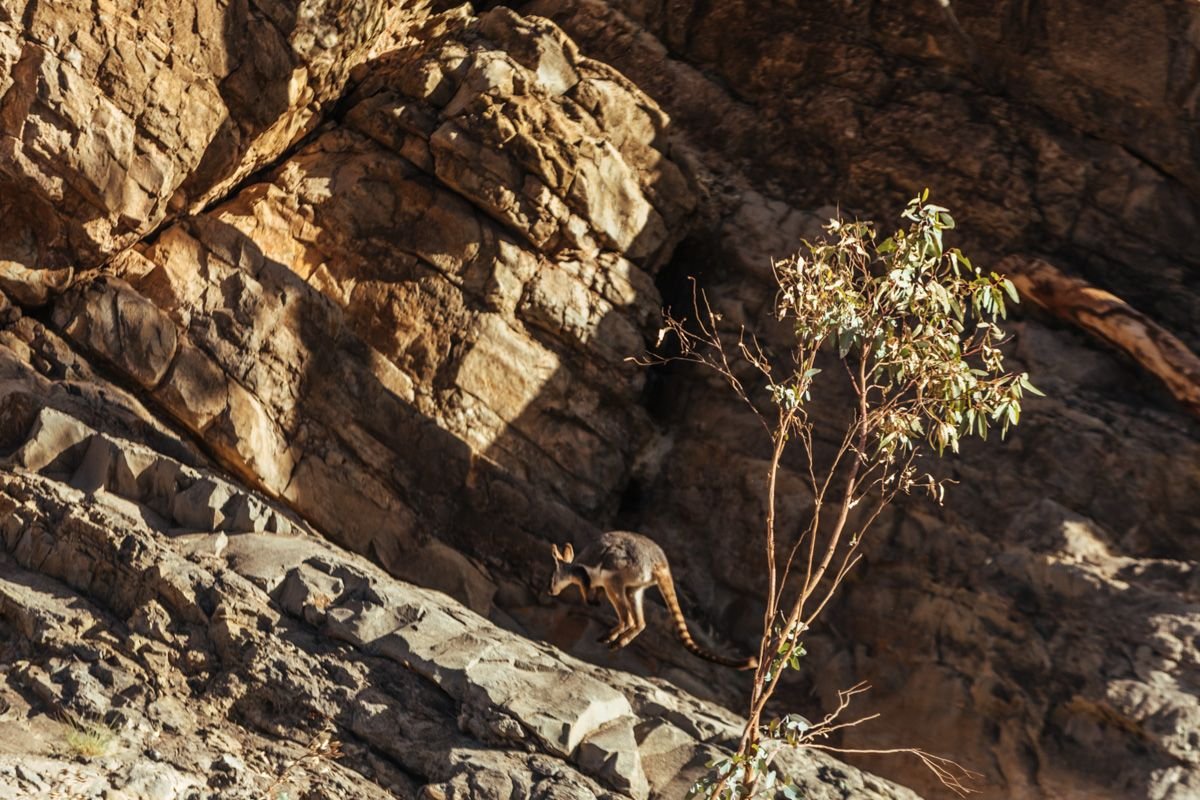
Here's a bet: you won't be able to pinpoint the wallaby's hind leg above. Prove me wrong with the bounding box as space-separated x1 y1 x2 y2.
615 586 648 648
599 584 632 643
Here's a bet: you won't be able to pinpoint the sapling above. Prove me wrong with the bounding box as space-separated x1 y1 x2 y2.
648 193 1039 798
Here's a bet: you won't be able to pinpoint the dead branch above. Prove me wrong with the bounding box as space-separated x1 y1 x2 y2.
999 255 1200 417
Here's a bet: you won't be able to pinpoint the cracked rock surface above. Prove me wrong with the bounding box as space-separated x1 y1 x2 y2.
0 402 916 800
2 1 1199 799
0 2 915 798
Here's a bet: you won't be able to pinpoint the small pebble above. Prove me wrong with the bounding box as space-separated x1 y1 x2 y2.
212 754 245 773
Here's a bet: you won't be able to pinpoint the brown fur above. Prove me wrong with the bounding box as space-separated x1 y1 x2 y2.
549 531 757 670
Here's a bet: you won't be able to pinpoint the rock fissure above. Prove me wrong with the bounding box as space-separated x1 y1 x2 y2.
1 2 1199 799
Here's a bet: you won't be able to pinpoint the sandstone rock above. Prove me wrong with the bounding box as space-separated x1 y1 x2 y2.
223 493 270 534
212 753 245 773
635 719 707 796
70 434 136 496
0 461 914 800
376 537 499 618
2 406 93 476
519 4 1200 798
51 277 178 389
576 717 651 800
14 4 699 635
53 662 111 719
168 531 229 559
277 561 346 626
0 0 1193 798
169 478 234 531
121 760 201 800
537 0 1200 351
0 0 399 283
224 533 330 594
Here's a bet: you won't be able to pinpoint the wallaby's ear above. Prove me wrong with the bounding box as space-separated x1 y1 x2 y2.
551 543 563 561
563 543 574 562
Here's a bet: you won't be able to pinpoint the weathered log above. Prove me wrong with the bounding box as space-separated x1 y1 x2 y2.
998 255 1200 418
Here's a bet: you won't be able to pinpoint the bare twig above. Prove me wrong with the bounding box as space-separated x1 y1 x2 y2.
801 744 982 797
262 729 344 799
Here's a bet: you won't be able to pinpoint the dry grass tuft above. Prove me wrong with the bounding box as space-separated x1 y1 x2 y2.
63 718 116 759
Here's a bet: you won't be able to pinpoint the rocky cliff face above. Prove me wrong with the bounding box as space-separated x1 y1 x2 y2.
1 1 1198 799
525 2 1200 797
0 2 906 797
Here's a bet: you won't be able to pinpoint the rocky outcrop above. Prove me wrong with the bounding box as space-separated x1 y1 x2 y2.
514 2 1200 797
530 0 1200 350
0 395 918 800
0 0 404 305
0 3 913 798
34 4 700 631
2 1 1199 799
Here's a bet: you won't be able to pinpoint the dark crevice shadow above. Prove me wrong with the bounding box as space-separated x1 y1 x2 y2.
1 2 769 792
8 2 773 731
160 108 765 698
176 0 303 206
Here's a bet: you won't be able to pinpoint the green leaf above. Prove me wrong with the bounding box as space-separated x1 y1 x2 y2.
1019 373 1046 396
837 331 852 359
949 296 964 321
1002 277 1020 303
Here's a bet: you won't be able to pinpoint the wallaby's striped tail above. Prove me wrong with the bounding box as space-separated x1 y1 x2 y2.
653 565 758 670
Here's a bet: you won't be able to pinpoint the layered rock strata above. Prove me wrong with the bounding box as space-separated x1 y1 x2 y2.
0 396 918 799
0 3 909 798
519 2 1200 797
0 1 1198 799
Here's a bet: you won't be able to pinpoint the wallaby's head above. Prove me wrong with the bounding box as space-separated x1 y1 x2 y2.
547 542 577 596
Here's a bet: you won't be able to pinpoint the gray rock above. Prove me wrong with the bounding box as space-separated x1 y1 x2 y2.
169 478 234 531
14 763 47 791
0 469 917 800
576 717 650 800
3 406 94 475
14 663 61 711
222 533 332 593
70 435 122 494
168 532 229 558
211 753 244 773
128 600 173 643
377 538 498 618
222 494 269 533
54 662 111 719
122 760 202 800
276 562 346 626
635 720 705 796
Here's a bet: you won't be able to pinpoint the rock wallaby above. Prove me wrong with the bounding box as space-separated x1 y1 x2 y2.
548 531 758 670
